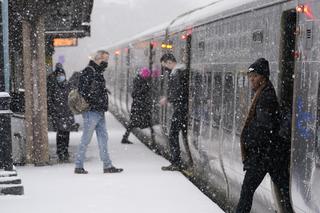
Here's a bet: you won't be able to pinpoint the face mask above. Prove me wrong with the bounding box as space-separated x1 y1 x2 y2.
56 75 66 83
164 67 172 72
100 61 108 69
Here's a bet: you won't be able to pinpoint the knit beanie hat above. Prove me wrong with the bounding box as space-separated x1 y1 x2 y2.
139 67 151 79
248 58 270 78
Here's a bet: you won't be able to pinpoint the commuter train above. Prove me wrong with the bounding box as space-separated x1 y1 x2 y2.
104 0 320 212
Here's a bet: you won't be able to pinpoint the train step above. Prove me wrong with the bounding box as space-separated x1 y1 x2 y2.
0 170 17 177
0 170 24 195
0 176 22 184
0 184 24 195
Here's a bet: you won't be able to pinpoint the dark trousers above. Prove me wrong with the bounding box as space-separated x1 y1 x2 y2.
56 130 70 160
122 122 155 142
236 164 293 213
169 106 188 166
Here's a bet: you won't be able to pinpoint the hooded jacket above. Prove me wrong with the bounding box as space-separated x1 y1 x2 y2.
47 71 75 131
167 63 189 108
78 60 109 112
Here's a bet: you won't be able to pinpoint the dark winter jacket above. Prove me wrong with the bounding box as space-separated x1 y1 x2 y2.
167 64 189 109
241 80 281 170
47 74 75 131
78 60 109 112
129 75 152 128
68 71 82 90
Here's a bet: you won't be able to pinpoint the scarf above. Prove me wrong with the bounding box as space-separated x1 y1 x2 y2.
240 80 268 162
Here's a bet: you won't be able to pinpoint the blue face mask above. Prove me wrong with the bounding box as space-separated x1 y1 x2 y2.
56 75 66 83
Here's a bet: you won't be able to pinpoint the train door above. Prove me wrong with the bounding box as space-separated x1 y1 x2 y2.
149 40 162 130
125 47 131 117
278 9 296 143
119 48 127 116
164 30 192 160
277 8 296 213
113 50 120 113
188 26 205 158
291 1 320 212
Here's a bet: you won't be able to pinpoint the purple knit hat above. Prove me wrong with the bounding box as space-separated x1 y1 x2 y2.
140 67 151 79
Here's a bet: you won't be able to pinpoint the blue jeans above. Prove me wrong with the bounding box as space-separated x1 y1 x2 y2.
75 111 113 169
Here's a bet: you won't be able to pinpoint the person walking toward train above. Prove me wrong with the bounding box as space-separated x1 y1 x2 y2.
121 67 155 144
236 58 293 213
47 63 78 163
159 53 192 171
74 50 123 174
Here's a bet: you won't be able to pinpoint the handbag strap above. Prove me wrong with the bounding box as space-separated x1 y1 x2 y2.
86 65 96 89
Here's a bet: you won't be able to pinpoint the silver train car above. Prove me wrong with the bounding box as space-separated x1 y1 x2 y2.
104 0 320 212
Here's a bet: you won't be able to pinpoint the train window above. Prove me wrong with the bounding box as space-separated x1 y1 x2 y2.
305 21 313 50
223 72 235 131
199 41 205 54
126 48 130 66
212 71 222 128
252 30 264 43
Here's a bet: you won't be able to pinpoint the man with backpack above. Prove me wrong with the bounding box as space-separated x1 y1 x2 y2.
74 50 123 174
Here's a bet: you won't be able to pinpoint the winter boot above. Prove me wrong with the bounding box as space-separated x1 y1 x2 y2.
74 168 88 174
103 166 124 173
121 138 133 144
161 164 180 171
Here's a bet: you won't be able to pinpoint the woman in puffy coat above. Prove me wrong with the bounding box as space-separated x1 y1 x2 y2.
47 66 77 162
121 67 154 144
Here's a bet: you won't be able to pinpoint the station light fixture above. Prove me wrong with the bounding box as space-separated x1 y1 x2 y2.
296 4 314 19
53 38 77 47
187 28 193 36
161 42 173 49
296 5 304 13
293 50 301 59
150 41 157 47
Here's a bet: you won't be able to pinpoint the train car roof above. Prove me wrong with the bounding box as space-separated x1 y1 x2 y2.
104 0 283 51
168 0 282 32
102 22 169 51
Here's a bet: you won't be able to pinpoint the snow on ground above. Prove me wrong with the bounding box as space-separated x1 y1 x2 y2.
1 113 224 213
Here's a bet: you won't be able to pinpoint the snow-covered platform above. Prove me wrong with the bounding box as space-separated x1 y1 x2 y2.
0 113 224 213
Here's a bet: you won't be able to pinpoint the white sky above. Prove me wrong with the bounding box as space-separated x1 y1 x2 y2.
53 0 215 76
1 113 224 213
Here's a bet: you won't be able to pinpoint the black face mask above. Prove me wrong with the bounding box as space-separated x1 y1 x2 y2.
164 67 172 72
100 61 108 69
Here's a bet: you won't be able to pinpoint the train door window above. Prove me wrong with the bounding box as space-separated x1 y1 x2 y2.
191 70 203 125
198 41 205 58
201 69 212 140
235 71 249 134
223 71 235 132
212 71 223 128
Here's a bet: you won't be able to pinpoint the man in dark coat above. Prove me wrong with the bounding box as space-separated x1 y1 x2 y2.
74 50 123 174
121 67 154 144
47 65 75 162
236 58 293 213
160 53 191 171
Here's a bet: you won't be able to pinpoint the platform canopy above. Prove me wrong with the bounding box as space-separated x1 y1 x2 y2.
11 0 94 38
